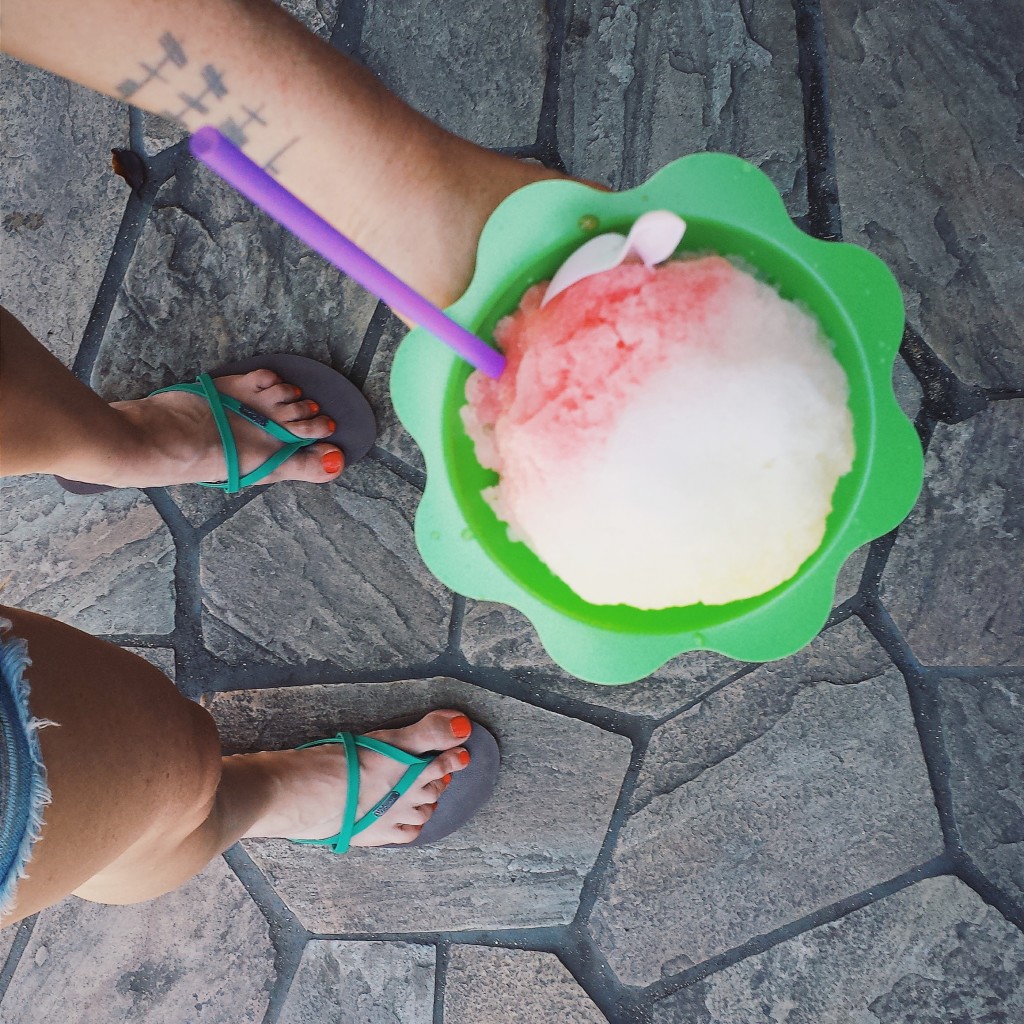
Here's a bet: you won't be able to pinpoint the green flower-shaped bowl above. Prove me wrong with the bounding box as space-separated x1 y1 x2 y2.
391 153 922 684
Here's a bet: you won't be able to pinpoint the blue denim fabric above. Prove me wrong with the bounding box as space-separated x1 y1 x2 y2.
0 624 50 917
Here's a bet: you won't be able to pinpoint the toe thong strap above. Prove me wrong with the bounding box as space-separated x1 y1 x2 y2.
349 737 433 842
149 374 313 494
290 733 432 855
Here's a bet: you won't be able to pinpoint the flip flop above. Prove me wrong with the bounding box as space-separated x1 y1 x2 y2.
55 353 376 495
289 720 500 853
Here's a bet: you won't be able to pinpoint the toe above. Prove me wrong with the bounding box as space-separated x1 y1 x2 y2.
260 382 304 407
371 711 473 759
399 802 437 827
437 747 471 776
265 443 344 484
245 369 284 391
281 399 323 422
283 414 336 440
416 748 470 788
420 775 450 801
405 771 451 809
391 823 424 845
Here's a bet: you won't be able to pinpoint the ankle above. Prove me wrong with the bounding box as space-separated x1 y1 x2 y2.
107 400 158 458
220 752 285 841
109 394 213 481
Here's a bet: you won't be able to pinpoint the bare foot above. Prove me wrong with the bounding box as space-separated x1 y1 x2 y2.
67 367 345 489
236 710 474 846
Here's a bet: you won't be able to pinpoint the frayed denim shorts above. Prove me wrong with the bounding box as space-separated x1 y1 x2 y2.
0 620 50 918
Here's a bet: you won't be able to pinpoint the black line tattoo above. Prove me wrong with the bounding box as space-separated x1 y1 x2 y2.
117 32 187 99
126 31 302 177
169 64 229 119
261 137 300 174
218 104 267 148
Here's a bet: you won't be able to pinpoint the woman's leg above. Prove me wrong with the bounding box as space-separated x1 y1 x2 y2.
0 606 472 925
0 307 346 488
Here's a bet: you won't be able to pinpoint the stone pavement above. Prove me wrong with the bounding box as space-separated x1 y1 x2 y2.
1 0 1021 1021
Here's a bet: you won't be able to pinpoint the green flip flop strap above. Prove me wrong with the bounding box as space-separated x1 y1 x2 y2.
150 374 314 494
289 733 432 854
291 732 361 854
350 737 433 839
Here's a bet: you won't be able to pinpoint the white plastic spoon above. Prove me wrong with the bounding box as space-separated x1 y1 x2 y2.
541 209 687 307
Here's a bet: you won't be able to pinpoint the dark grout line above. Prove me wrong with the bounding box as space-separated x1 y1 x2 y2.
913 405 937 454
368 446 427 491
646 609 855 733
144 487 209 700
858 530 899 597
329 0 369 58
793 0 842 241
311 924 567 944
952 850 1024 934
572 733 650 925
72 111 189 386
854 618 1024 935
128 105 146 155
432 941 450 1024
348 301 392 390
440 617 882 748
649 664 759 731
202 643 659 754
491 143 545 160
442 656 652 739
222 845 309 1024
71 190 153 384
897 669 964 851
858 597 967 852
857 596 924 683
0 914 37 1002
985 389 1024 402
193 488 271 541
619 0 656 192
96 632 176 648
551 927 651 1023
310 923 645 1021
148 137 193 182
446 594 466 659
851 598 925 684
899 327 988 424
127 100 193 179
535 0 570 172
825 598 858 627
647 856 951 1003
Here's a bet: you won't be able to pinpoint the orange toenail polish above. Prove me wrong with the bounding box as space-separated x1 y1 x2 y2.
292 386 302 398
442 774 452 785
451 715 472 740
326 418 337 432
322 451 343 474
308 400 320 414
457 750 471 767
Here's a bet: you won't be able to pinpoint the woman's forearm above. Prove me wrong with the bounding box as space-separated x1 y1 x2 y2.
3 0 558 305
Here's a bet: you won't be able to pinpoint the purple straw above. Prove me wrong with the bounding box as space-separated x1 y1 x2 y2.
190 127 505 379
